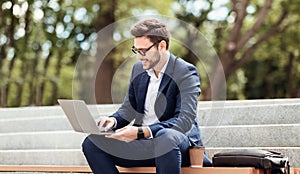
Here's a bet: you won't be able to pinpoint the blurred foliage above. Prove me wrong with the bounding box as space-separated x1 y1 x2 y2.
0 0 98 107
0 0 299 107
175 0 300 100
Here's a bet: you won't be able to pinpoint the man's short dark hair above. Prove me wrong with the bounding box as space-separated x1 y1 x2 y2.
130 19 170 49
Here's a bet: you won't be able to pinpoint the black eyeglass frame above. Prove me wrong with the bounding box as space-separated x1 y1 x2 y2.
131 40 162 56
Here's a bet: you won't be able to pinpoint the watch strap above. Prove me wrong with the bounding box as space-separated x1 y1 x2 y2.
137 127 144 139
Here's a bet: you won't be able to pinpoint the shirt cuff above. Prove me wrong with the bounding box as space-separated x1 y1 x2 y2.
146 126 153 139
111 117 117 129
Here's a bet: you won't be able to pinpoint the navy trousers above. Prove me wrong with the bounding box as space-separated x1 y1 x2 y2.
82 128 211 174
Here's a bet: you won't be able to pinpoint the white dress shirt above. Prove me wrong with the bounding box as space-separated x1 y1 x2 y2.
142 52 170 137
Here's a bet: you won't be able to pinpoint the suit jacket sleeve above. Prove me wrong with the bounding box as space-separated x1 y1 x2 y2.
109 63 144 129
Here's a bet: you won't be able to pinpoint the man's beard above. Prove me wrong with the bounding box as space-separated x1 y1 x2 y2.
148 51 161 70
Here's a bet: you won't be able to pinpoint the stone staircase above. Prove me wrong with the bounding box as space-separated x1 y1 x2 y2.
0 99 300 171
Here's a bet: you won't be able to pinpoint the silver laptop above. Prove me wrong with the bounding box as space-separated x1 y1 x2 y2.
58 99 114 135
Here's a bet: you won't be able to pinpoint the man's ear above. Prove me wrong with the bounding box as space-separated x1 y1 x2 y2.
159 40 167 51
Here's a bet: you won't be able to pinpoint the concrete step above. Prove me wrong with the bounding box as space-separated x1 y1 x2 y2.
0 131 86 150
1 104 300 134
1 147 299 167
0 106 65 119
0 116 72 133
0 99 300 126
0 114 115 133
201 124 300 147
1 124 299 150
199 103 300 126
0 105 119 119
198 98 300 108
0 149 88 166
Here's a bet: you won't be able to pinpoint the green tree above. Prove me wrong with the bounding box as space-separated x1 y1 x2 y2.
243 2 300 99
2 0 298 107
176 0 300 100
0 0 175 107
0 0 98 107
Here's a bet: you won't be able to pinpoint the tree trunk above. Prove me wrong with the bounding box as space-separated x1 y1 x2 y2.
15 3 31 107
35 83 43 106
14 83 23 106
1 4 16 107
93 0 116 104
0 1 6 69
95 58 114 104
32 47 43 106
1 86 8 107
285 52 294 97
202 0 289 100
202 54 231 100
51 48 63 105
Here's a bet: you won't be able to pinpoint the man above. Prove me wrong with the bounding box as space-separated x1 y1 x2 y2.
82 19 211 174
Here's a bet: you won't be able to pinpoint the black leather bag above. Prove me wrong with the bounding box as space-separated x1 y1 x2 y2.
212 149 290 174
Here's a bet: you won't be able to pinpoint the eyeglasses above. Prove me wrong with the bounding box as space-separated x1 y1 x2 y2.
131 41 161 56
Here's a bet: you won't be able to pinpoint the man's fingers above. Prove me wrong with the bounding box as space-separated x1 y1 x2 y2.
106 131 121 139
98 119 105 128
105 126 136 143
104 121 114 132
97 119 101 126
97 117 114 131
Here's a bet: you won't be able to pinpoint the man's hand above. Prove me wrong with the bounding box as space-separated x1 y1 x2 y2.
97 117 115 132
106 126 138 143
106 126 151 143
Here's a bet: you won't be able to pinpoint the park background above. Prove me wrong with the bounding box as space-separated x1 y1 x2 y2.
0 0 299 107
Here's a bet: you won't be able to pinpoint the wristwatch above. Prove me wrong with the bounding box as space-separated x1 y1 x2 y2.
137 127 145 139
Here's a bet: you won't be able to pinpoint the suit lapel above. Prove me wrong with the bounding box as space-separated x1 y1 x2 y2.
137 72 150 113
158 54 176 94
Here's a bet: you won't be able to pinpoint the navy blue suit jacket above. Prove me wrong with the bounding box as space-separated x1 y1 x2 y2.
111 53 203 147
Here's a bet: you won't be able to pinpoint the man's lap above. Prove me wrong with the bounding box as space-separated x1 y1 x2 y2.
83 128 191 164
